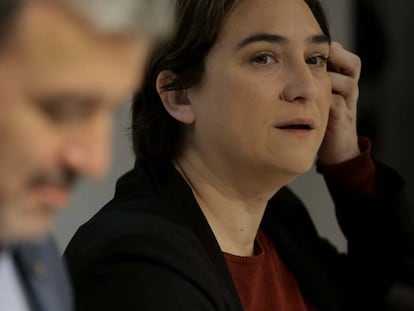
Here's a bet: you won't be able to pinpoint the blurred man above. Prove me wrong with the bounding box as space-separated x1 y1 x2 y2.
0 0 172 310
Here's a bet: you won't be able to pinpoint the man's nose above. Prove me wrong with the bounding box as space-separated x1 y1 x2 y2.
62 119 112 180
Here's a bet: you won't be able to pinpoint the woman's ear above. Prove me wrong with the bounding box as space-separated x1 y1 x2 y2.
156 70 195 124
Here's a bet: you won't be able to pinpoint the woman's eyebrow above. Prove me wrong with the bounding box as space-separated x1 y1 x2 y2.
235 32 330 51
236 33 286 51
308 34 330 45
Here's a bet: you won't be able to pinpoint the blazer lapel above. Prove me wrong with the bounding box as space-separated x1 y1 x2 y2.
14 236 73 311
145 160 244 311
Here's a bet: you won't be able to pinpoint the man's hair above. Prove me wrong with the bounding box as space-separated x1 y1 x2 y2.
131 0 331 162
60 0 173 37
0 0 173 50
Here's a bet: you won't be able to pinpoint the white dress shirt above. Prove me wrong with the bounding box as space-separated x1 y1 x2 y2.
0 250 30 311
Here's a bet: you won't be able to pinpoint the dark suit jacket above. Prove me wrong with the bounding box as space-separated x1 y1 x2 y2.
13 236 73 311
65 160 414 311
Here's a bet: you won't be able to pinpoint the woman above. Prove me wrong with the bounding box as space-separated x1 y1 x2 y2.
65 0 414 310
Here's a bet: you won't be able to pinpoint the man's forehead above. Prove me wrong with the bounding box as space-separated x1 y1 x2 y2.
13 2 130 46
0 1 149 107
14 2 99 48
7 1 144 68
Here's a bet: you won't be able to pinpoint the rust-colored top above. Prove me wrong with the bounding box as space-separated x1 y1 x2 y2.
224 230 317 311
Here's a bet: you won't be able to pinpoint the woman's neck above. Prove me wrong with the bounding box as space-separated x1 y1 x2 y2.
174 153 294 256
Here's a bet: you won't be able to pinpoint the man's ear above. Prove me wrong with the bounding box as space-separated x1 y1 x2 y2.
156 70 195 124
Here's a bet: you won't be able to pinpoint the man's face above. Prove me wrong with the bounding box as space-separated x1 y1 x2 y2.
0 1 151 242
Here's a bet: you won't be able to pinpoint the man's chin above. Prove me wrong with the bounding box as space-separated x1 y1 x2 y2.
0 215 53 244
0 189 65 242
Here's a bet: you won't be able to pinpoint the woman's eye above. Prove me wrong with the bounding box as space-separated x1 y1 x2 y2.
251 54 275 65
306 55 329 67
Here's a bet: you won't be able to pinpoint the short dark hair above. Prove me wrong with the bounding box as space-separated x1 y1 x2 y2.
132 0 331 162
0 0 25 51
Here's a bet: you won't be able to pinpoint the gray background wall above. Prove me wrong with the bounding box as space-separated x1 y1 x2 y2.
53 0 354 252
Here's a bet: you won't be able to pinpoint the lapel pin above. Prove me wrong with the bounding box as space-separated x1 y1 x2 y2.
33 262 46 277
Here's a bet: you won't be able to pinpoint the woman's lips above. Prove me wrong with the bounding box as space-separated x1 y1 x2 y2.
275 118 315 130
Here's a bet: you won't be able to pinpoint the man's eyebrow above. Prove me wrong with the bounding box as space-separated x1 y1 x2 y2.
235 32 330 51
35 91 129 113
34 93 103 115
35 92 101 105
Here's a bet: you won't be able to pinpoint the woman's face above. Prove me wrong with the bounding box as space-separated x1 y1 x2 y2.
185 0 331 178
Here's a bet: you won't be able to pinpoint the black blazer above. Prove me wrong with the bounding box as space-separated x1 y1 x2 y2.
65 160 414 311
